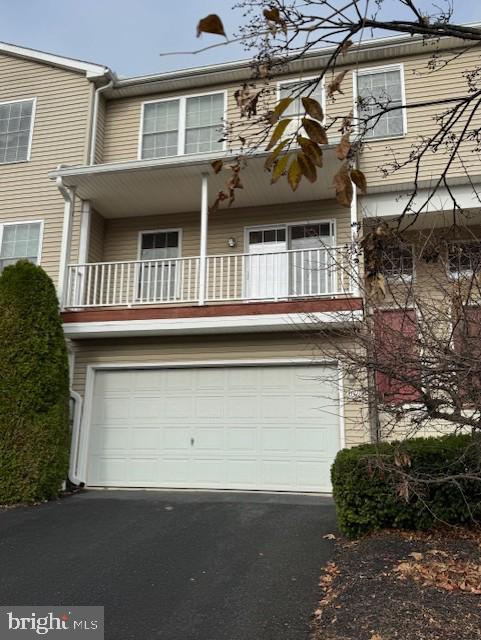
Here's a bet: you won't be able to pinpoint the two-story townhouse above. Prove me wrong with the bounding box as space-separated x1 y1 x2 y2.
7 31 479 493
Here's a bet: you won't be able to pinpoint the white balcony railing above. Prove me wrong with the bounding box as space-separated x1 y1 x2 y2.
64 246 355 309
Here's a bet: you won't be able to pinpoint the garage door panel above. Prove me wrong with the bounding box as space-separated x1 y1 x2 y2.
162 427 191 450
86 365 342 492
164 396 194 418
260 395 293 418
226 428 257 451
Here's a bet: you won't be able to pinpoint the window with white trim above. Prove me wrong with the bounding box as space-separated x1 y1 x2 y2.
357 68 404 139
0 222 42 271
141 93 225 159
448 241 481 275
278 79 323 138
381 243 414 280
0 99 35 163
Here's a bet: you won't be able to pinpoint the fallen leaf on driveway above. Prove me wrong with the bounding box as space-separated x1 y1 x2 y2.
323 533 337 540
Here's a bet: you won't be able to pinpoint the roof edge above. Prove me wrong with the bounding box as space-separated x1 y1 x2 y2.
0 40 112 80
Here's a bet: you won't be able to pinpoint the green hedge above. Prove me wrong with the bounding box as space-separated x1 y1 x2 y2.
0 261 70 504
331 434 481 537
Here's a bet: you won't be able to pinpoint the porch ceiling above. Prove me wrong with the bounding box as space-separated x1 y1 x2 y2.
50 150 341 218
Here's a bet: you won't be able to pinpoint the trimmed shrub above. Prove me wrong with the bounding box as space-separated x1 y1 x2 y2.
331 434 481 538
0 260 70 504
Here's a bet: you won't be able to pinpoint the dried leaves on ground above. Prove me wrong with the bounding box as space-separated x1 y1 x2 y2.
311 528 481 640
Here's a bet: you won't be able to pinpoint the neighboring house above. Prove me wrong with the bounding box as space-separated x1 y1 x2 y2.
1 33 479 492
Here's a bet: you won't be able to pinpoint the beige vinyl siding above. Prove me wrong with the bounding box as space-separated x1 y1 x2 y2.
94 95 106 164
0 53 93 283
72 333 369 448
88 209 105 263
99 199 352 263
357 48 481 188
99 48 481 193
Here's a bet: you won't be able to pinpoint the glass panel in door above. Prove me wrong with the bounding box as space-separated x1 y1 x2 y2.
289 223 333 296
246 227 288 299
138 231 180 302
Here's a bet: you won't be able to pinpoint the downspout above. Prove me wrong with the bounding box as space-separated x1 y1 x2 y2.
56 175 76 308
89 79 114 165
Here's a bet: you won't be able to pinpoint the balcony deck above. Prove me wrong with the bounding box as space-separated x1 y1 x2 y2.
63 245 358 311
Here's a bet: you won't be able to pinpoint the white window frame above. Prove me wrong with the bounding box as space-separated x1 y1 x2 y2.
353 64 407 141
276 76 326 141
244 218 336 252
381 242 416 283
0 97 37 164
0 219 44 268
138 90 227 160
446 239 481 279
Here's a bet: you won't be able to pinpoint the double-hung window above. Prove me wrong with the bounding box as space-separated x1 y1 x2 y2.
0 98 35 163
448 241 481 276
278 78 324 138
0 221 42 271
141 92 225 159
381 243 414 280
357 67 405 139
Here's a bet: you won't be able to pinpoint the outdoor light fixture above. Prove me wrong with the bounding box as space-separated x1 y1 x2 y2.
228 237 237 248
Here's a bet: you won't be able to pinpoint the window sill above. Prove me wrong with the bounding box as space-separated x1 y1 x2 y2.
0 158 30 166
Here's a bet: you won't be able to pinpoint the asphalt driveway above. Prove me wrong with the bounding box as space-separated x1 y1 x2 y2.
0 490 337 640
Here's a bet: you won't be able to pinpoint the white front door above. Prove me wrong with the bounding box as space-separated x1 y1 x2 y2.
86 364 341 492
246 227 288 299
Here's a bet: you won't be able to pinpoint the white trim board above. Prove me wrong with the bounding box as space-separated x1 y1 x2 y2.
0 41 109 79
62 309 362 339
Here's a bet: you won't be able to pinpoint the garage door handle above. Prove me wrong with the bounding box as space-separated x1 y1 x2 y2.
190 438 195 447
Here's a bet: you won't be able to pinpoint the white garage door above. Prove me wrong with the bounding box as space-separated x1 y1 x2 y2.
86 364 341 492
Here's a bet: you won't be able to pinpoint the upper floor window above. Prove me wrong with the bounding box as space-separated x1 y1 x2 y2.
357 67 405 139
0 221 42 271
278 78 323 138
448 240 481 275
0 98 35 163
141 92 225 159
381 243 414 280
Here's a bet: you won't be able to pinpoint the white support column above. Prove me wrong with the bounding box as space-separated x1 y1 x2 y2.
198 173 209 305
78 200 92 264
350 182 361 297
56 177 76 307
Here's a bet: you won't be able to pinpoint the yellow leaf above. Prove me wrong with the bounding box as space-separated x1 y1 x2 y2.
350 168 367 194
302 118 328 145
211 159 223 174
297 152 317 184
327 69 349 98
287 157 302 191
264 139 289 170
271 153 289 184
333 161 353 207
272 97 294 123
297 137 323 167
196 14 226 37
301 96 324 121
266 119 292 150
336 132 351 160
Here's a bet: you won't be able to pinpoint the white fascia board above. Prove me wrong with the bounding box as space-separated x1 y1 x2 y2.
0 41 110 79
63 310 362 339
360 182 481 218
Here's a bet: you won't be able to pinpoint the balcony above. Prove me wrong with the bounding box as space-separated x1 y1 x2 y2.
64 245 355 310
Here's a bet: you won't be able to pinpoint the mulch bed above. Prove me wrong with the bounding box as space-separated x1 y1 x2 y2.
311 528 481 640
